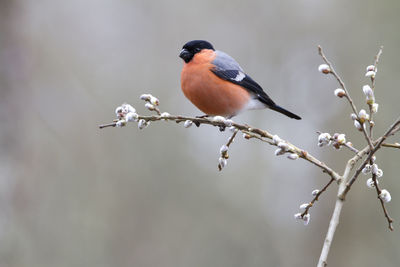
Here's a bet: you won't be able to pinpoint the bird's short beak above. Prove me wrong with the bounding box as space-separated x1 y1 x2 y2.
179 49 193 63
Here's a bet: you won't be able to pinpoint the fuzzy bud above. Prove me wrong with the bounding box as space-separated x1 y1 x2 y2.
140 94 152 101
371 164 379 175
149 96 159 106
336 134 346 144
138 119 149 129
376 169 383 178
303 213 311 225
358 109 369 123
126 112 139 122
379 189 391 203
350 113 358 121
160 112 170 118
334 88 346 98
184 120 193 128
362 164 371 174
318 133 331 147
274 148 285 156
365 71 376 78
116 119 126 127
362 85 373 97
366 65 376 72
212 116 225 124
287 153 299 160
228 126 236 132
115 106 124 118
218 157 227 168
272 135 282 144
366 178 377 189
372 103 379 114
145 103 155 111
294 213 302 220
362 85 375 104
354 120 363 131
223 119 233 127
300 203 309 210
122 104 135 113
277 142 289 150
220 145 229 154
318 64 331 74
311 189 319 196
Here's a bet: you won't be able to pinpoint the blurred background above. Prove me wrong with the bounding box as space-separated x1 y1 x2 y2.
1 0 400 266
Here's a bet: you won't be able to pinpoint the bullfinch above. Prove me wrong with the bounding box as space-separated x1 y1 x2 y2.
179 40 301 120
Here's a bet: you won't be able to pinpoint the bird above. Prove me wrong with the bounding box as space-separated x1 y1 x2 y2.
179 40 301 120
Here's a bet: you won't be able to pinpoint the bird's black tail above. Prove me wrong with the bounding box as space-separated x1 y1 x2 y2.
269 104 301 120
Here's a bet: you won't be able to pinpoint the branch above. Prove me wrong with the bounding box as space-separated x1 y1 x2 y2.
318 46 374 149
100 113 342 182
218 129 238 171
368 46 383 138
340 116 400 199
301 178 335 218
318 46 358 117
317 142 371 267
382 142 400 149
371 171 394 231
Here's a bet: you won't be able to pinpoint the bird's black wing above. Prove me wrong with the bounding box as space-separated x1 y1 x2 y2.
211 50 301 119
210 68 276 107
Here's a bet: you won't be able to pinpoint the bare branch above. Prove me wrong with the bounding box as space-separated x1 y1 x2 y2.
318 46 358 117
318 46 374 149
218 129 238 171
382 142 400 149
339 116 400 199
301 178 335 218
317 186 344 267
100 114 342 182
368 46 383 139
371 172 394 231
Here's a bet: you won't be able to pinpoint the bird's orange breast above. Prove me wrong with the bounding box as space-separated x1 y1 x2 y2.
181 50 250 117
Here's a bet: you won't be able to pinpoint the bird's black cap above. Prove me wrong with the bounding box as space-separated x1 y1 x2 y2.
179 40 214 63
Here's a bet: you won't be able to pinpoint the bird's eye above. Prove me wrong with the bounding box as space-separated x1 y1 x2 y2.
194 48 201 53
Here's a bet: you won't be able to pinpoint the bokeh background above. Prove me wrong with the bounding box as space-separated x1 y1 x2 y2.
1 0 400 266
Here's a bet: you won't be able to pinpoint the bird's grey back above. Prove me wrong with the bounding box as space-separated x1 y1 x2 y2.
212 50 243 72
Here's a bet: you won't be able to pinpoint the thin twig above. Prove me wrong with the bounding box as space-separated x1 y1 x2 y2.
218 129 238 171
316 131 359 153
318 46 374 149
368 46 383 139
371 172 394 231
318 46 358 117
241 130 341 181
301 178 335 217
382 142 400 149
342 142 359 153
339 116 400 199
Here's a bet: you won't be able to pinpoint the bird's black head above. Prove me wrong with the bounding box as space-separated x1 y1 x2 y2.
179 40 215 63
